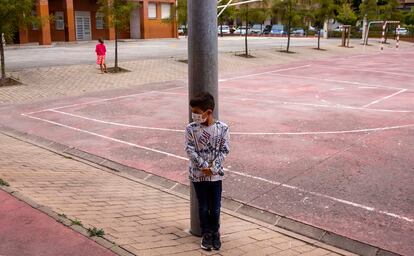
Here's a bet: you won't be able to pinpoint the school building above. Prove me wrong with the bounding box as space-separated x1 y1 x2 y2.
18 0 178 45
400 0 414 9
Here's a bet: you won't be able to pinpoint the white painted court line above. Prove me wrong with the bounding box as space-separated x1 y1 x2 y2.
314 65 414 78
268 73 405 90
218 65 311 82
362 89 407 108
21 113 188 160
230 124 414 135
23 65 309 116
20 113 414 224
158 91 412 113
49 109 184 133
23 86 184 116
229 170 413 223
50 109 414 136
358 87 380 89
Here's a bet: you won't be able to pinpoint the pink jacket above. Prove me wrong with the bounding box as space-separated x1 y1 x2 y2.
95 44 106 56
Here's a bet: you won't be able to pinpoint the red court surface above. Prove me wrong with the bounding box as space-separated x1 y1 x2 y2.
0 190 116 256
1 49 413 255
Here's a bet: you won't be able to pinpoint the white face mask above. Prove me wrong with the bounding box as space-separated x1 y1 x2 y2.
192 112 207 124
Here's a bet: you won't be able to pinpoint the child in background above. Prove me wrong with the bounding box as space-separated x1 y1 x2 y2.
95 38 107 74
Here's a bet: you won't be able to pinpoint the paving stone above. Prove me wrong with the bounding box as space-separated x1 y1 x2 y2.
0 133 350 256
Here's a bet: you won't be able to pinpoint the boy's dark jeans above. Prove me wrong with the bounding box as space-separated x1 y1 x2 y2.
193 180 222 235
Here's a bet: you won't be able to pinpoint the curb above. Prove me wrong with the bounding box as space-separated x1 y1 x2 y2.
0 126 402 256
0 185 135 256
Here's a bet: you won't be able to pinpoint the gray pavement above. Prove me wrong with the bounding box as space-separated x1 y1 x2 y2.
4 37 353 70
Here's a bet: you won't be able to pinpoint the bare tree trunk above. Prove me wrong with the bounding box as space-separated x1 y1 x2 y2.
115 26 118 70
317 26 321 49
384 25 389 44
0 34 5 80
245 5 248 56
286 2 291 52
220 21 223 37
287 23 291 52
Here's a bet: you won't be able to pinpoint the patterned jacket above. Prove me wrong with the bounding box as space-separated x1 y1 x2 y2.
185 121 230 182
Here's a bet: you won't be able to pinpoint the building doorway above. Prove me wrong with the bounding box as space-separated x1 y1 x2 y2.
75 11 92 41
130 8 141 39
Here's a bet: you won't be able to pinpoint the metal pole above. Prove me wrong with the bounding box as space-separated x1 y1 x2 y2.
396 23 400 49
347 27 350 47
323 19 328 39
362 15 367 44
381 22 386 51
188 0 218 237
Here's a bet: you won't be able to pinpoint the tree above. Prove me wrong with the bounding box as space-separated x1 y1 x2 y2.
0 0 38 82
98 0 137 72
272 0 303 52
336 2 357 47
378 0 402 21
375 0 402 43
233 5 256 57
249 6 271 33
336 2 358 25
176 0 187 32
218 6 236 37
405 7 414 25
359 0 378 21
310 0 337 49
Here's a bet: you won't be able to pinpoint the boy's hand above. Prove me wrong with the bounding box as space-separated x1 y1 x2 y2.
201 168 213 176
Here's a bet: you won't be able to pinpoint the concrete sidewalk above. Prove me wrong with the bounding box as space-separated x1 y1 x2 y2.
0 132 355 256
0 43 388 105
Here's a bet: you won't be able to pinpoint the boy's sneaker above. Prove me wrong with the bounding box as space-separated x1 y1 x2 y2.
212 232 221 250
200 233 213 251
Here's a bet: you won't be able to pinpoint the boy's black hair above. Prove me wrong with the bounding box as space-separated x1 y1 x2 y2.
98 38 104 44
190 92 215 112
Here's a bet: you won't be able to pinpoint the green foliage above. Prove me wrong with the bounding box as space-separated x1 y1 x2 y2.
88 227 105 237
233 5 253 23
249 7 271 25
378 0 402 21
405 8 414 25
97 0 137 30
218 5 236 25
0 178 9 186
406 25 414 35
310 0 337 29
71 219 83 226
176 0 187 26
272 0 303 52
336 2 357 25
272 0 303 31
0 0 39 41
359 0 378 20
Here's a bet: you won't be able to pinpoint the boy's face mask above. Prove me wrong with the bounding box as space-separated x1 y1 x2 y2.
192 112 207 124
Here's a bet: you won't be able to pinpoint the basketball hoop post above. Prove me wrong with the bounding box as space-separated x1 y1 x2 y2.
188 0 218 237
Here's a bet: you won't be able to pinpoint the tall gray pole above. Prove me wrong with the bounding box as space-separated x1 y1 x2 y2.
188 0 218 236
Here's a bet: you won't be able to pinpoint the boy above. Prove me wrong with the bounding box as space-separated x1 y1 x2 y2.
95 38 107 74
185 92 230 251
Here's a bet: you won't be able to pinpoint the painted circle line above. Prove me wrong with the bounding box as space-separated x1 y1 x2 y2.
47 109 414 136
20 112 414 224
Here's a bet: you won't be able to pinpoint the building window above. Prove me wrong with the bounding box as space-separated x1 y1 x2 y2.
96 13 105 29
161 3 171 19
55 11 65 30
148 3 157 19
32 11 38 30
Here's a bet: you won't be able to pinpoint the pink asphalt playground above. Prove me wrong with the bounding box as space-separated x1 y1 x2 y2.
1 48 413 255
